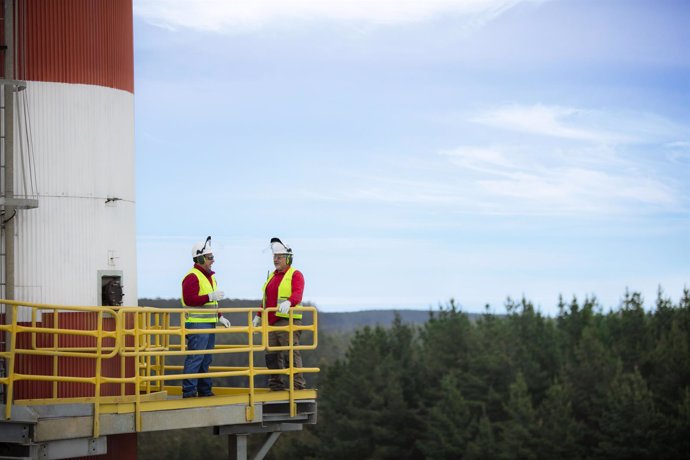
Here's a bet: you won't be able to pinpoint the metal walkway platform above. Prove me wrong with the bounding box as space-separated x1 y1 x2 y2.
0 389 317 459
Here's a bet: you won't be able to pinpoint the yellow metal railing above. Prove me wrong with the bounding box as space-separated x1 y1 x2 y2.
0 300 319 437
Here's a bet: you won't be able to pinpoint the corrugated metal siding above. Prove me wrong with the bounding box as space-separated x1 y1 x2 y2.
13 81 137 309
2 0 134 93
12 313 138 460
12 313 135 400
91 434 138 460
15 82 135 197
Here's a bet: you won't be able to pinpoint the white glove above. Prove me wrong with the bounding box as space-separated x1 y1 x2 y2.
208 290 225 302
278 300 291 315
252 315 261 327
218 316 231 328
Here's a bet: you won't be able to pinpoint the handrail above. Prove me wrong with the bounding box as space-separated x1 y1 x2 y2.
0 299 319 437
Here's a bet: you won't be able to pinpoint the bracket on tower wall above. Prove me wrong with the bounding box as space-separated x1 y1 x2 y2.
0 197 38 209
0 79 26 91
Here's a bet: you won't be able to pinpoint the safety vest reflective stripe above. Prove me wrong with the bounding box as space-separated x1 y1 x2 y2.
263 266 302 319
181 268 218 322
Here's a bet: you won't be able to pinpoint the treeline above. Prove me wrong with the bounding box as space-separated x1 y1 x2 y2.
269 289 690 459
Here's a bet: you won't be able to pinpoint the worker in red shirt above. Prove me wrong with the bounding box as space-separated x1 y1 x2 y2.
181 236 231 398
253 237 306 390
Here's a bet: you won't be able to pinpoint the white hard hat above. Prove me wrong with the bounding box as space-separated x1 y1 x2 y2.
192 236 213 258
270 237 292 255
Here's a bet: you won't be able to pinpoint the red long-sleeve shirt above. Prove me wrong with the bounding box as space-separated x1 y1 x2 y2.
259 268 304 325
182 264 222 318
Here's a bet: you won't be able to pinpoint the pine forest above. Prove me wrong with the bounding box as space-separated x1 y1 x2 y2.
139 288 690 459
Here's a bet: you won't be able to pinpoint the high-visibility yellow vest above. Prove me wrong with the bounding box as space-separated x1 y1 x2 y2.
181 268 218 323
263 266 302 320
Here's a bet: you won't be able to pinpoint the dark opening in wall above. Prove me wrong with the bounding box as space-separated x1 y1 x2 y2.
101 275 123 306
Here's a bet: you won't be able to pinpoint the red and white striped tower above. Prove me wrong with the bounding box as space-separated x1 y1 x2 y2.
1 0 137 308
1 2 138 458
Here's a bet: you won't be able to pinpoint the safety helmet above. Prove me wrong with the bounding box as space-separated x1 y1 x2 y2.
270 237 292 255
192 236 213 258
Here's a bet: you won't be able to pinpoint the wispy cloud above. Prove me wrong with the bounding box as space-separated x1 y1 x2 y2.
134 0 548 33
477 167 678 214
295 144 682 217
471 104 689 145
437 104 688 215
471 105 630 143
439 146 517 174
277 103 687 218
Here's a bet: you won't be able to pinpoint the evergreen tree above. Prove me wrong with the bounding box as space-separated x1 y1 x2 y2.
668 387 690 459
596 368 662 460
607 291 653 375
464 410 497 460
504 298 561 406
495 372 538 460
418 299 474 393
315 327 388 459
534 380 581 460
371 315 426 459
314 322 424 459
416 372 478 459
650 287 676 339
467 309 515 421
650 318 690 408
562 323 617 452
556 295 596 352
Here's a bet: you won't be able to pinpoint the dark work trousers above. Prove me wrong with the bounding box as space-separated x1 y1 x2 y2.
266 318 306 389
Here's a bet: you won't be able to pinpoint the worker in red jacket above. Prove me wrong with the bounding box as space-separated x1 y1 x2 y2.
181 236 231 398
253 237 306 390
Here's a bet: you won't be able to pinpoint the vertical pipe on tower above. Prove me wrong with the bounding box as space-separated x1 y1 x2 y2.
3 0 15 305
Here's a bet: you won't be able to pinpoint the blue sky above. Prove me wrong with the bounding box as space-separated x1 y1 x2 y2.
133 0 689 314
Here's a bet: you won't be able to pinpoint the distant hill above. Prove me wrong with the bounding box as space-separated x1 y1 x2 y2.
138 298 476 334
139 298 257 310
317 309 434 333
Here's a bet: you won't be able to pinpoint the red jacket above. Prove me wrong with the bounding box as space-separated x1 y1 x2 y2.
259 268 304 325
182 264 222 318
